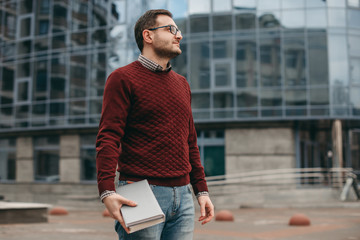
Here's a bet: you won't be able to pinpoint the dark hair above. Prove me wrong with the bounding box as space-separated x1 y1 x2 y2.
134 9 173 52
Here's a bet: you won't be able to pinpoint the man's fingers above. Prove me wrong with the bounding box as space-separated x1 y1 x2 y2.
119 196 137 207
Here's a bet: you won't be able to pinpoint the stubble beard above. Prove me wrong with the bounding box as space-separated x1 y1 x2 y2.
154 44 182 60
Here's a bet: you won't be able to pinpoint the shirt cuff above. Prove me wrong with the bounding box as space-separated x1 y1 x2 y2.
196 191 209 199
100 190 116 202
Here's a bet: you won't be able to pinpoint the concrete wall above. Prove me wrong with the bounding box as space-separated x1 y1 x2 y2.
60 135 81 183
225 128 296 174
16 137 33 182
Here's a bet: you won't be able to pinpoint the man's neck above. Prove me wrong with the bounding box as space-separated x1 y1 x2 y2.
141 51 169 70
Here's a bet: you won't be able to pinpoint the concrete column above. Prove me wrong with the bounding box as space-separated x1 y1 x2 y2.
16 137 34 182
225 128 295 174
331 120 343 168
60 135 81 183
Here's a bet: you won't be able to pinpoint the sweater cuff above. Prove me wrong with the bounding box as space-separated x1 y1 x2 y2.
191 181 208 196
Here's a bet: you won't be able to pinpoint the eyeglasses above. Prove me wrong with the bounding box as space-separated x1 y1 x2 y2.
148 25 181 36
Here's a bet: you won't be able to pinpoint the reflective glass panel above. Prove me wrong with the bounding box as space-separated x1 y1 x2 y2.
348 9 360 28
213 40 232 59
306 0 327 8
283 38 305 86
310 88 329 105
258 0 281 10
15 105 29 119
1 66 14 104
236 40 257 88
32 103 46 118
4 12 16 40
111 0 126 24
308 34 328 85
285 89 307 106
214 92 234 108
212 0 231 12
92 2 107 27
261 88 282 106
35 20 49 35
17 81 29 102
71 0 88 31
213 15 232 31
70 55 87 98
17 62 31 78
190 16 209 33
81 147 96 181
327 0 346 7
18 40 32 55
92 29 107 45
348 0 359 7
0 150 16 181
215 62 232 87
258 11 281 29
53 4 68 31
350 58 360 84
190 42 210 89
20 0 33 14
34 148 59 182
328 35 348 85
50 102 65 116
282 0 305 8
332 86 349 105
33 60 48 101
237 89 257 107
260 38 281 87
350 87 360 115
306 9 327 28
204 146 225 176
191 93 210 109
19 17 32 38
71 31 88 47
349 35 360 55
234 0 256 10
69 100 86 116
90 99 102 115
34 38 49 52
282 10 305 29
90 52 106 97
52 35 66 49
189 0 210 14
328 9 346 27
235 13 256 30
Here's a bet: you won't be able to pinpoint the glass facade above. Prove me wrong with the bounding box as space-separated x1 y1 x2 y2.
0 0 359 181
0 0 359 131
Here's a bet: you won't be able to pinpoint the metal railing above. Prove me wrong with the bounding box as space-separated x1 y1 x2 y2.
206 168 355 189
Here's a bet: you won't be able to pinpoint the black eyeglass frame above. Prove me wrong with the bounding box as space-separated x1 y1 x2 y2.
148 25 181 36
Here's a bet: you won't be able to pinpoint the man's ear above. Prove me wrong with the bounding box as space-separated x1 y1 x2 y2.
143 30 153 44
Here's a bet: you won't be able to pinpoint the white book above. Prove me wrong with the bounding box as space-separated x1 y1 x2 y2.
116 179 165 233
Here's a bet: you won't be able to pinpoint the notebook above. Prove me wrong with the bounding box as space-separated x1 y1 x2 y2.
116 179 165 233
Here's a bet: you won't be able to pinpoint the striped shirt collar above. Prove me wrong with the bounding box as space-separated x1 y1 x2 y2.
138 55 172 72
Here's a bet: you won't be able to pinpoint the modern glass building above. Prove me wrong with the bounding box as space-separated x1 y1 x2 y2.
0 0 359 195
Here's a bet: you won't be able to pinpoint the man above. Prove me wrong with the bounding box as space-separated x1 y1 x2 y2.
96 9 214 239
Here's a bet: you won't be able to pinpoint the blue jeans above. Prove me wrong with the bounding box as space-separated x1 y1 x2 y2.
115 181 195 240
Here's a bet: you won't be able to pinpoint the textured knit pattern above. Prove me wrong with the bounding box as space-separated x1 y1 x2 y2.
96 61 208 195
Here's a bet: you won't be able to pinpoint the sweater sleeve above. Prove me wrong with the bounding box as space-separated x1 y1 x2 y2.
96 70 131 195
188 89 209 195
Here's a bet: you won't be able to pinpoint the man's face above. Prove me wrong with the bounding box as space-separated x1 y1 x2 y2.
151 15 183 59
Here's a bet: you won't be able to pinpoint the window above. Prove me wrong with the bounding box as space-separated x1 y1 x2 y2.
80 134 97 181
0 138 16 182
198 130 225 177
34 136 60 182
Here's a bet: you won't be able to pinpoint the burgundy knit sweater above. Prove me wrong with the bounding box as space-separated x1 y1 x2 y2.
96 61 208 195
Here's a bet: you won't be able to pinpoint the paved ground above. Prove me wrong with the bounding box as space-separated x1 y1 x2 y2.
0 207 360 240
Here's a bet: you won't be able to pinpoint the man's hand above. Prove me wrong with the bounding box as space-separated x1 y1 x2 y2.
103 194 137 233
197 195 214 225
